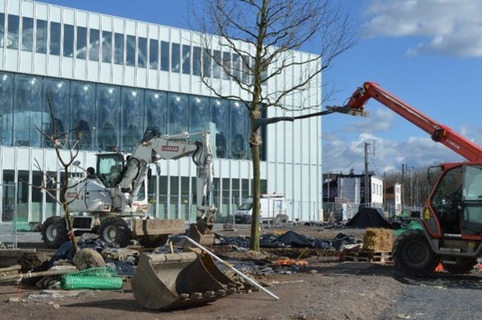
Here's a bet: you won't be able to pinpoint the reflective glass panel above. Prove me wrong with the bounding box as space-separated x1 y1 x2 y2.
213 50 221 78
0 13 4 47
89 28 100 61
171 43 180 72
222 51 231 80
14 76 42 146
210 98 230 158
71 82 95 149
121 88 144 152
63 24 74 57
230 101 249 159
21 17 33 52
167 92 188 134
138 37 147 68
182 44 190 75
44 79 69 147
192 46 201 76
160 41 169 71
189 96 209 133
149 39 158 69
101 31 112 63
145 90 167 133
0 73 14 145
126 35 135 66
76 26 87 59
114 33 124 64
97 85 120 151
7 15 19 49
49 21 60 55
202 48 211 77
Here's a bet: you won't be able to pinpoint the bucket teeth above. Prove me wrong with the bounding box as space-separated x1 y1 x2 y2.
132 252 239 310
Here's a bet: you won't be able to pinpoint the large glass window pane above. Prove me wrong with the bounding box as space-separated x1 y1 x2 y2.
97 86 120 151
0 73 14 145
182 44 191 75
167 92 188 134
121 88 144 152
189 96 209 133
138 37 147 68
7 15 19 49
126 35 135 66
114 33 124 64
101 31 112 63
44 79 69 147
21 17 33 52
192 46 201 76
145 90 167 133
49 21 60 55
230 101 249 159
89 28 99 61
160 41 169 71
35 19 47 53
0 13 4 47
71 82 95 149
14 76 42 147
76 26 87 59
210 98 230 158
171 43 180 73
149 39 158 69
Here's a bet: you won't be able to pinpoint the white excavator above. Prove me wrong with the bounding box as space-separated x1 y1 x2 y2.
41 127 216 248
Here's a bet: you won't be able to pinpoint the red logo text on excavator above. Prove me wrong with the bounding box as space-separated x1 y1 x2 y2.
161 145 179 152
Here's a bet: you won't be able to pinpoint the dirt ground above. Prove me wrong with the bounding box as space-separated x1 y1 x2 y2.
1 225 481 320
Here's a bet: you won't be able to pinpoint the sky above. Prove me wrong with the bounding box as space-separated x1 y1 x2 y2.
37 0 482 176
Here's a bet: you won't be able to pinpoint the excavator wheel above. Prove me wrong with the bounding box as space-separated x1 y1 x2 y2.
98 217 132 247
393 229 439 276
41 216 68 248
139 235 169 248
442 258 478 274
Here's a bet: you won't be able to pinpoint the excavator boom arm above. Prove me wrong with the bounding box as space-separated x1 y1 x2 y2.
344 82 482 162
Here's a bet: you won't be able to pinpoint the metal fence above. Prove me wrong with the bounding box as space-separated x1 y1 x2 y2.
0 183 18 248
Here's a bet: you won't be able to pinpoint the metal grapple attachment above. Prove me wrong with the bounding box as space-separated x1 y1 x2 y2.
131 252 237 310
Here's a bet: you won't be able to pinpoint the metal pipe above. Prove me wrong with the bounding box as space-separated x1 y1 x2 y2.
182 236 279 300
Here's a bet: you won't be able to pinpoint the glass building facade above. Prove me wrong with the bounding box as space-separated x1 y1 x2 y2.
0 0 323 225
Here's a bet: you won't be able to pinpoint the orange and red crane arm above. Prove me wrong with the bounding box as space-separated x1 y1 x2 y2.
343 82 482 162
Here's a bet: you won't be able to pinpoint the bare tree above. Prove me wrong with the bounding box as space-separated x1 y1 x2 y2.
194 0 357 251
35 93 83 254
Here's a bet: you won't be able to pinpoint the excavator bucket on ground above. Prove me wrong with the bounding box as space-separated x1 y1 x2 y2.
131 251 238 310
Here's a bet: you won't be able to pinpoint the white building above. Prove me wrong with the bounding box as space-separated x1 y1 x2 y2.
0 0 323 224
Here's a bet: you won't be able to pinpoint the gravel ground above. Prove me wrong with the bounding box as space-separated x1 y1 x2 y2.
1 223 482 319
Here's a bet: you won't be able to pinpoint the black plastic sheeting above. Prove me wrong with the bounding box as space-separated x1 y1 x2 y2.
345 207 400 229
216 230 357 250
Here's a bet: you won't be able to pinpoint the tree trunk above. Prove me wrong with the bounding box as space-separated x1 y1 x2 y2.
249 127 261 251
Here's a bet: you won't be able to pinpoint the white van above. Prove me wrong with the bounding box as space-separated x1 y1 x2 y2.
234 194 287 224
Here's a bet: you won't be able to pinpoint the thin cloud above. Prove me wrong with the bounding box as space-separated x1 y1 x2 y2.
362 0 482 57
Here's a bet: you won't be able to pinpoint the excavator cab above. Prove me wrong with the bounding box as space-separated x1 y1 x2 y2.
96 153 125 187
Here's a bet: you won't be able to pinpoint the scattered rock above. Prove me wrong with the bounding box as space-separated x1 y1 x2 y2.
73 248 105 270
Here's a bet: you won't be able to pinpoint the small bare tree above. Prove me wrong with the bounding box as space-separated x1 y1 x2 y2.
35 93 84 254
194 0 358 250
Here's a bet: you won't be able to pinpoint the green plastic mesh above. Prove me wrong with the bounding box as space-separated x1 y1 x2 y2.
61 267 124 290
393 220 423 237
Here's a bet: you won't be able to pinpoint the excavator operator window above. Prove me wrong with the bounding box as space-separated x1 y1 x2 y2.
96 153 125 187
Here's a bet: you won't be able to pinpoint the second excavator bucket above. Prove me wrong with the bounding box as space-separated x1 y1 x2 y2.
131 251 237 310
186 223 215 247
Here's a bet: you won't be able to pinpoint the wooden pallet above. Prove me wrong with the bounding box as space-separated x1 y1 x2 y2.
343 250 392 263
